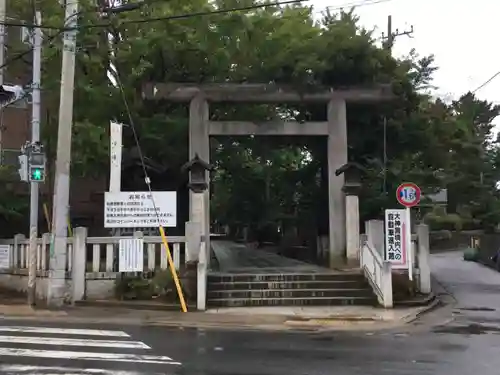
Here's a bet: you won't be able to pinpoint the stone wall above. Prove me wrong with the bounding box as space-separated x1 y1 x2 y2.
429 230 500 269
0 270 116 301
429 231 476 252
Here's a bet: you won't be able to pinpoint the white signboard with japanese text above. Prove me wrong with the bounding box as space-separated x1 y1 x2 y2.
119 238 144 272
384 209 409 269
104 191 177 228
0 245 10 269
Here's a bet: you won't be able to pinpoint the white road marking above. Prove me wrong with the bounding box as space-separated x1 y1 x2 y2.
0 364 165 374
0 326 130 337
0 347 182 365
0 335 150 349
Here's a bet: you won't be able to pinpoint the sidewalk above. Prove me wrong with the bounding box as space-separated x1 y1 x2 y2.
0 301 438 332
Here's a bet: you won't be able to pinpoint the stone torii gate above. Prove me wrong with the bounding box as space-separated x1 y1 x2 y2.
142 83 392 268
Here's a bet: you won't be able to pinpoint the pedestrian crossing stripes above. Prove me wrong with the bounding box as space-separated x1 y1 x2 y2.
0 365 164 375
0 324 181 374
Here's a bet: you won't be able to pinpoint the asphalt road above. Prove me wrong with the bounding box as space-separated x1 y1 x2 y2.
0 251 498 375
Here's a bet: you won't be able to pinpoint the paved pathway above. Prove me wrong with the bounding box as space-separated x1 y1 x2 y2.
430 250 500 327
211 240 330 273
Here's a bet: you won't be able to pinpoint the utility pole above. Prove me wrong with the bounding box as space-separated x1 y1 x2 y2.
48 0 78 307
0 0 6 155
382 15 413 194
383 15 414 52
27 10 42 306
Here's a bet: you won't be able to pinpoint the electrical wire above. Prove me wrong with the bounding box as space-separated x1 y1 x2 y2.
0 7 88 72
472 70 500 94
0 1 306 30
0 0 393 31
112 48 188 312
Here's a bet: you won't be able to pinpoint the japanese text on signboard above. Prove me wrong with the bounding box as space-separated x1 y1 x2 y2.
384 209 407 268
386 212 402 261
104 191 177 228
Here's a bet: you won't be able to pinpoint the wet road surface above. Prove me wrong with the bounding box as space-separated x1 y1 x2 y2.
0 250 498 374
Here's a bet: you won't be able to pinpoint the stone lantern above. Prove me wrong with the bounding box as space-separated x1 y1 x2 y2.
335 162 366 263
181 153 214 311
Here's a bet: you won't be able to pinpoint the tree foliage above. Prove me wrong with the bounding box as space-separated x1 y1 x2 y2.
2 0 500 239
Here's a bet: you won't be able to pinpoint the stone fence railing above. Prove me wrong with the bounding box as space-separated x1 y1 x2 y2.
0 227 186 301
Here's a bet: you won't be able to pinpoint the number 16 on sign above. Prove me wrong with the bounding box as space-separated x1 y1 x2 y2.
395 183 421 281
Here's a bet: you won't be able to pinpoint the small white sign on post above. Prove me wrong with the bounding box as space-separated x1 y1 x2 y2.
104 191 177 228
384 209 409 269
0 245 10 269
119 238 144 272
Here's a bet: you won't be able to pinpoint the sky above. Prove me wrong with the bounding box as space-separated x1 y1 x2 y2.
311 0 500 126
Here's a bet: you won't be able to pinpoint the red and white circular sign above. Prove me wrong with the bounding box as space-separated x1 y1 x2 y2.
396 182 421 208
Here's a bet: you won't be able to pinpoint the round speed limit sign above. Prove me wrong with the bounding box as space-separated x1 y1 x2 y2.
396 182 421 208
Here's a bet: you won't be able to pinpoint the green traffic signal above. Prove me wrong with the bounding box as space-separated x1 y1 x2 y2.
29 167 44 182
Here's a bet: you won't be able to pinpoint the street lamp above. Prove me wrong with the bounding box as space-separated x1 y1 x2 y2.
181 153 214 311
182 153 214 193
335 161 365 196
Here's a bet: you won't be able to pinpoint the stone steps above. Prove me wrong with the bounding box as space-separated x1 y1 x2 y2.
207 272 364 283
208 280 368 290
207 271 378 307
208 288 374 299
208 296 377 307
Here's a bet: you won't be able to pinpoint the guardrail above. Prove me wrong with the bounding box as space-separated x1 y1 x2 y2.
360 237 393 308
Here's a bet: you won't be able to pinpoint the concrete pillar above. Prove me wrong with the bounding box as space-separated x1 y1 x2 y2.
381 261 393 308
185 220 202 262
71 226 87 303
366 220 384 258
189 95 210 263
417 224 431 294
327 99 347 266
345 194 360 263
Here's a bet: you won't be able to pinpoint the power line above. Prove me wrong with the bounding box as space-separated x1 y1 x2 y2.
0 8 89 72
0 0 393 31
112 43 188 311
0 0 307 30
472 70 500 94
322 0 393 13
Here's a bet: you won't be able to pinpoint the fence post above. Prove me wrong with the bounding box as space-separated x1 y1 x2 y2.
71 227 88 304
417 224 431 294
381 261 393 308
13 234 25 269
185 222 205 311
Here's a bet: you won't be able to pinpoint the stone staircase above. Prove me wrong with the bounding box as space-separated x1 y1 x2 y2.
207 271 378 307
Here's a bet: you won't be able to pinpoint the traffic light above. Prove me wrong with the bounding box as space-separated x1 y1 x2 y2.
18 154 28 182
29 166 44 181
28 151 45 182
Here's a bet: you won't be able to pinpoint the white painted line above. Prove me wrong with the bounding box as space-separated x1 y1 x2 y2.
0 347 182 365
0 326 130 337
0 364 165 374
0 335 150 349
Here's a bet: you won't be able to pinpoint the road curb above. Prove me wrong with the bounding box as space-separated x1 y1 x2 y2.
402 297 442 324
0 314 321 333
0 311 414 333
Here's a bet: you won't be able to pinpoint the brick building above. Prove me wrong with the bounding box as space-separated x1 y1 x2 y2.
1 17 107 236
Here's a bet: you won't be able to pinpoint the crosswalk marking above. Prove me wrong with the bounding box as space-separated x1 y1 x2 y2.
0 347 182 365
0 365 165 374
0 326 131 337
0 335 151 349
0 324 183 372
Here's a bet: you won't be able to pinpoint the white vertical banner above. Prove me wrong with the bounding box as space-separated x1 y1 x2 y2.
109 121 123 193
384 209 409 269
119 238 144 272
